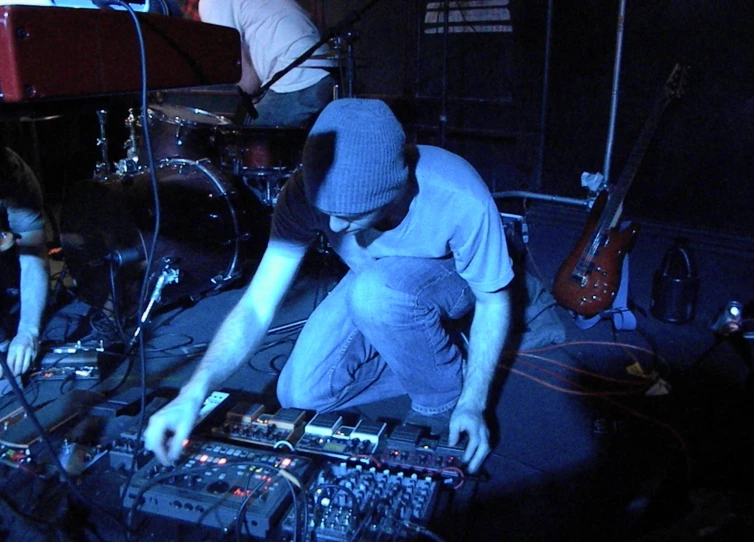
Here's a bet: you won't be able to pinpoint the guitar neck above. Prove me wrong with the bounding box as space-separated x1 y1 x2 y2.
597 95 673 230
575 63 687 271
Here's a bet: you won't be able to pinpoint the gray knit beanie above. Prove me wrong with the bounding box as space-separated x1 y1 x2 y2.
302 98 409 215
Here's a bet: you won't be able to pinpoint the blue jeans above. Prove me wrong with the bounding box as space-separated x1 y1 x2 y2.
239 76 335 127
277 257 475 415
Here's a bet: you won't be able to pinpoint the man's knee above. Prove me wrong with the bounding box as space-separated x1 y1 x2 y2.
276 364 326 410
277 374 312 410
347 264 408 328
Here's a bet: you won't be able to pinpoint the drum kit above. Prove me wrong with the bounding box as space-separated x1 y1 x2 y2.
58 0 381 322
59 103 305 319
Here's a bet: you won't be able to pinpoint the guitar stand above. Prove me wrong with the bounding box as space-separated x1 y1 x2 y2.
573 252 637 332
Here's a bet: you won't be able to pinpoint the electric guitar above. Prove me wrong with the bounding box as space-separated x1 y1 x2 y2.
552 63 688 317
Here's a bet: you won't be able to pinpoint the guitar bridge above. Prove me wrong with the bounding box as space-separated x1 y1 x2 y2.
570 273 588 287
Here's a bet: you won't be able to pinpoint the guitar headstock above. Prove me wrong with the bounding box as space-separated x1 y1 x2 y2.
663 63 690 101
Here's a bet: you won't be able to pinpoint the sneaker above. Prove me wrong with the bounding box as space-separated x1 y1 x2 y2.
404 408 453 436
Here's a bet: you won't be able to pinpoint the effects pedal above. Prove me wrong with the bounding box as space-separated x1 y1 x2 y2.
122 439 315 539
211 403 309 449
296 412 387 460
380 425 467 477
110 390 230 471
195 390 231 427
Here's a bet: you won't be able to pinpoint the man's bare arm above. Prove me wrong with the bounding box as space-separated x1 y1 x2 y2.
449 287 511 473
4 229 48 377
144 244 305 464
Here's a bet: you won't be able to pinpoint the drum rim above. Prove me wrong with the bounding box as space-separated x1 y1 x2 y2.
147 104 233 127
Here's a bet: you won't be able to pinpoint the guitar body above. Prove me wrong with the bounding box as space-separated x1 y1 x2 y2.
552 198 640 317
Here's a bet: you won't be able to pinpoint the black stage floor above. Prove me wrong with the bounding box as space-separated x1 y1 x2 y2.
2 199 754 542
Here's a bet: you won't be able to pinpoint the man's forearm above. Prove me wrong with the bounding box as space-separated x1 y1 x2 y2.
18 252 48 335
457 288 511 411
180 301 272 402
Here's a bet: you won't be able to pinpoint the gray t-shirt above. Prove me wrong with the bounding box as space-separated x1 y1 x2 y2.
271 144 513 293
1 148 45 234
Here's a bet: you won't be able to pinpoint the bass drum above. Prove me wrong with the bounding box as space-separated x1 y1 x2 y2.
60 159 267 311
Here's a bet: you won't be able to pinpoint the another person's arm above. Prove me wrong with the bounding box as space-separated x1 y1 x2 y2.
144 244 305 464
449 286 511 473
5 228 48 378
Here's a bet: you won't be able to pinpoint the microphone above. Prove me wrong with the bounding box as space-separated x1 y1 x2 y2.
105 245 146 267
237 86 259 120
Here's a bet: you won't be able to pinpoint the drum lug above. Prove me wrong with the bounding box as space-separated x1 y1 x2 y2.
207 189 236 199
174 124 184 146
210 273 229 286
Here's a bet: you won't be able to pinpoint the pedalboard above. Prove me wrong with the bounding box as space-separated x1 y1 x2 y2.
208 399 468 478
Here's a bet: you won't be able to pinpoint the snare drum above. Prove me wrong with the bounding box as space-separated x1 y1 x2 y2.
139 104 233 163
215 125 307 176
60 159 265 311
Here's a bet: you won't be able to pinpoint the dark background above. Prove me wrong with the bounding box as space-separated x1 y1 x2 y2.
2 2 754 541
4 1 754 239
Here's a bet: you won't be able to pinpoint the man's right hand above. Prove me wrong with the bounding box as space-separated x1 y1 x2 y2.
144 392 204 465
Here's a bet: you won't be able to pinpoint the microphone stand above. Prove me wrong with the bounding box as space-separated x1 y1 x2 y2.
240 0 383 116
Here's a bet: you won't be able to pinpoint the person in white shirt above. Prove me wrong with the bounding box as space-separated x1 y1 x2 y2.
199 0 334 127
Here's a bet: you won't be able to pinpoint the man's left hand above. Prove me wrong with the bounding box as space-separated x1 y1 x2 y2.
448 403 490 474
5 328 38 377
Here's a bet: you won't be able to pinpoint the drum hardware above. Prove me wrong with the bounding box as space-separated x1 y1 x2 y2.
128 259 181 350
328 31 360 98
116 108 141 175
60 158 258 314
240 168 289 209
93 109 112 181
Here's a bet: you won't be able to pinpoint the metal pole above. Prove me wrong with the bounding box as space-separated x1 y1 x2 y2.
491 190 590 208
601 0 627 189
439 0 450 148
533 0 554 190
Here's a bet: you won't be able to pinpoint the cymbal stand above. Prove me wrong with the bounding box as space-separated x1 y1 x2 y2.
116 108 141 175
93 109 111 181
331 29 360 98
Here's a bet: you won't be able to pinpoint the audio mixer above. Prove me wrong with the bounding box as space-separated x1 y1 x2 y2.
280 461 440 541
